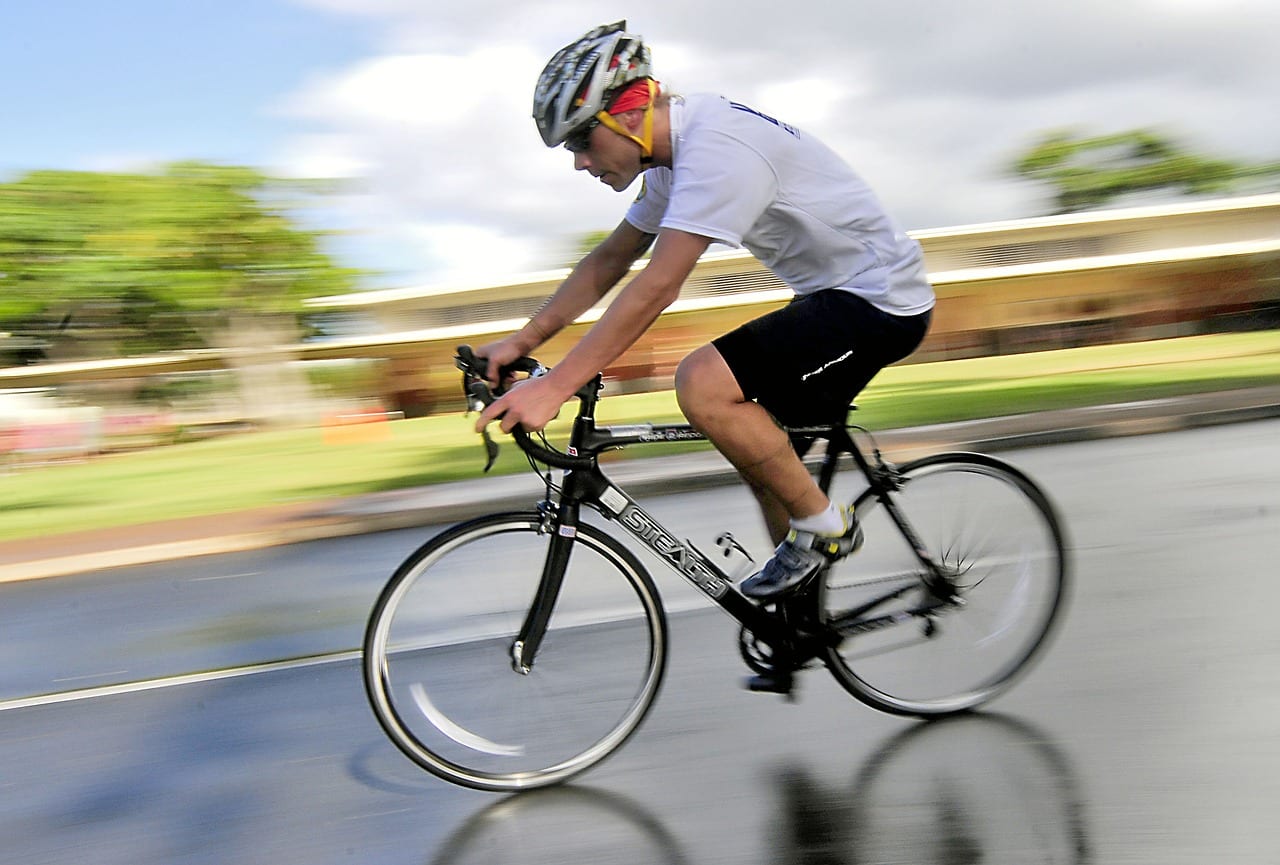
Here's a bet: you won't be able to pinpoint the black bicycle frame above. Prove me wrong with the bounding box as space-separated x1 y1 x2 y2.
510 377 814 668
507 374 951 671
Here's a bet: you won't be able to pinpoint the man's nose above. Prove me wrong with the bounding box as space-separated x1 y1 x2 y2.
573 151 591 171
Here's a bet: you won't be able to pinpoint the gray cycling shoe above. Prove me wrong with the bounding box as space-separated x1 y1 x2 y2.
740 506 864 599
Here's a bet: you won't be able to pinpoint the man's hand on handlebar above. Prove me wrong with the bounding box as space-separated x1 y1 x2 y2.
456 345 597 473
475 373 571 435
474 335 532 389
457 344 570 436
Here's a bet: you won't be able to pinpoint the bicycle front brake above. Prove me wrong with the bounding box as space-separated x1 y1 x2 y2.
457 347 503 472
456 344 549 473
465 379 501 472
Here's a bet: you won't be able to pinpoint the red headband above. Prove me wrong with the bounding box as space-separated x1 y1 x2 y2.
607 78 657 115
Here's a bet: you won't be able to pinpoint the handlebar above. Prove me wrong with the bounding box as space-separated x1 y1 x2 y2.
455 345 596 472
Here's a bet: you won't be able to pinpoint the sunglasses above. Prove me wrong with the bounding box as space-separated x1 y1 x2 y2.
564 119 600 154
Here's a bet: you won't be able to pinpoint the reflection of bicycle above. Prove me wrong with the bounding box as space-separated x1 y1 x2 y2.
427 716 1086 865
775 713 1091 864
428 785 689 865
363 347 1069 791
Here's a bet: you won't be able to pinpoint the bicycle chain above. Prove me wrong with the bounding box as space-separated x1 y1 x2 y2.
824 570 925 592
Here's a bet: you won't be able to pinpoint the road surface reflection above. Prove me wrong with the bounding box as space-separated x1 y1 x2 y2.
429 713 1089 864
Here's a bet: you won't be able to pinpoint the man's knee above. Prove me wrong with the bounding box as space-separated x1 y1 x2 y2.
675 346 735 420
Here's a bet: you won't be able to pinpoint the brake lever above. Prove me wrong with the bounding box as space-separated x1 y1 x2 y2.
465 379 501 473
480 428 500 473
456 345 552 473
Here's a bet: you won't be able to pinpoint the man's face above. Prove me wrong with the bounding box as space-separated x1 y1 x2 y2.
568 114 643 192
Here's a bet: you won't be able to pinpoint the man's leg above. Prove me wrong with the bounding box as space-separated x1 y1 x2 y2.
680 294 929 599
677 341 865 599
745 483 793 547
675 344 829 541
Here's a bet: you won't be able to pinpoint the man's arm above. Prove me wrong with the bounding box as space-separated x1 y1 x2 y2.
532 220 658 340
477 219 655 382
478 226 711 434
541 228 709 395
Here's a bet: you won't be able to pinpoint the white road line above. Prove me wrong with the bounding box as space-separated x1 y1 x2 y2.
52 670 129 683
0 603 711 714
188 571 262 582
0 650 360 713
344 808 415 821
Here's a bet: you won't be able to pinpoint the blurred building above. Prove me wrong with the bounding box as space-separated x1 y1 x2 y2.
298 192 1280 413
3 193 1278 420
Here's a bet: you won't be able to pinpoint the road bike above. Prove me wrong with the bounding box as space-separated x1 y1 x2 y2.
363 347 1069 791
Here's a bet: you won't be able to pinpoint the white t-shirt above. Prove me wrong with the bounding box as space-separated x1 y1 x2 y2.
625 93 935 316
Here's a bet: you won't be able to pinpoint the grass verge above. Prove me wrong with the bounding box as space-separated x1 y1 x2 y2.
2 331 1277 543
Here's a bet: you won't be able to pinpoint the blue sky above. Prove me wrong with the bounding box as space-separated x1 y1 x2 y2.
4 1 1278 288
2 1 375 175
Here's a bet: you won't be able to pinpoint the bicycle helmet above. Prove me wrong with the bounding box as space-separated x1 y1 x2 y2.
533 21 654 152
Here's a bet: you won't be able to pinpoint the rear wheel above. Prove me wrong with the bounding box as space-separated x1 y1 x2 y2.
820 453 1067 715
363 511 667 791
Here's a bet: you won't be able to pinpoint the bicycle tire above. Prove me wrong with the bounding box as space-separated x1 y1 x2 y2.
363 511 667 791
820 453 1068 716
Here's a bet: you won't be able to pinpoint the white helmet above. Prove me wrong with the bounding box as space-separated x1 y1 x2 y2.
533 21 652 148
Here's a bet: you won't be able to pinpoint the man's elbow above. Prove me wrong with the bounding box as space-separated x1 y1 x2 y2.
638 271 683 309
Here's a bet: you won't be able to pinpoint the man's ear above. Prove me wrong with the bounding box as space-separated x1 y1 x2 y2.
616 108 647 136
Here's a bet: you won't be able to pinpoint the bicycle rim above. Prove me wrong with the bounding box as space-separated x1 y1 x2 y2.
363 512 667 791
821 454 1067 715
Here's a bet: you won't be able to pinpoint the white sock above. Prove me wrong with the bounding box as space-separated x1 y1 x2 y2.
791 503 845 536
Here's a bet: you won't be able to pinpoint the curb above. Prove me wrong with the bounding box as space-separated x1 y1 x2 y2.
2 388 1278 583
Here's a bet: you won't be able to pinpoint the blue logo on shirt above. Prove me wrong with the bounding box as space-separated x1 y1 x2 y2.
729 101 799 138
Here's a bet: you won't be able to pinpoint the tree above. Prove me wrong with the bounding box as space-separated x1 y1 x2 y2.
0 162 358 357
1011 129 1280 214
0 163 361 425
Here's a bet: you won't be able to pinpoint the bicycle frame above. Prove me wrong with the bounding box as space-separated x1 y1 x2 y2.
505 373 950 673
508 383 773 670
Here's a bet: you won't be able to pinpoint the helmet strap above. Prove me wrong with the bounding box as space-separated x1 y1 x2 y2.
594 79 658 162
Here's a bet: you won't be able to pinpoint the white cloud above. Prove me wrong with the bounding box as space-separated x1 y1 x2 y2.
274 41 597 278
281 0 1280 286
411 223 546 283
275 133 370 179
756 78 857 128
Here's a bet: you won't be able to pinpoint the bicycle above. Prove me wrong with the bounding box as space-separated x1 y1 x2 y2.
363 346 1069 792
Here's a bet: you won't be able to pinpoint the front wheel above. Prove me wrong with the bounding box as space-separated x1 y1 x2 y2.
363 511 667 791
820 453 1068 716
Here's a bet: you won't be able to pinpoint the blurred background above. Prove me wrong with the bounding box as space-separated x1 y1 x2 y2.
2 7 1279 863
1 0 1278 506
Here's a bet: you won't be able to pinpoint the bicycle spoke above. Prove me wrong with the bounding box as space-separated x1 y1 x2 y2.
821 454 1067 716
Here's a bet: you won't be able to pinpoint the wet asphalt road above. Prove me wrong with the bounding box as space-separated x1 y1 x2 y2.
1 419 1278 864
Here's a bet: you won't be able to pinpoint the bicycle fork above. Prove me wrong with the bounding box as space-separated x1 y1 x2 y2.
509 501 579 674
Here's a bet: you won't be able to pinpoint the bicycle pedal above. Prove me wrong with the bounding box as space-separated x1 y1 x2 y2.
744 671 795 698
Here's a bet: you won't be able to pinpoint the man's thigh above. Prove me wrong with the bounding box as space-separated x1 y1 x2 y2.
713 290 925 426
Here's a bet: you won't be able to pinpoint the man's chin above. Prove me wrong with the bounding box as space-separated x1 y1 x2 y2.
608 171 639 193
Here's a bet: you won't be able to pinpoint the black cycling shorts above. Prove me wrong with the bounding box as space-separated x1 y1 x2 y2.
712 289 931 428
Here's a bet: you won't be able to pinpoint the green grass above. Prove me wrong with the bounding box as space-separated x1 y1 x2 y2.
3 331 1277 543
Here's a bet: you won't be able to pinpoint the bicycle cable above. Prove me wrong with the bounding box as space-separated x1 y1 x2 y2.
846 423 893 474
527 431 562 501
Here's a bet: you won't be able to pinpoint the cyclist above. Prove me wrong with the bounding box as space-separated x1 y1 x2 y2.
477 21 935 599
